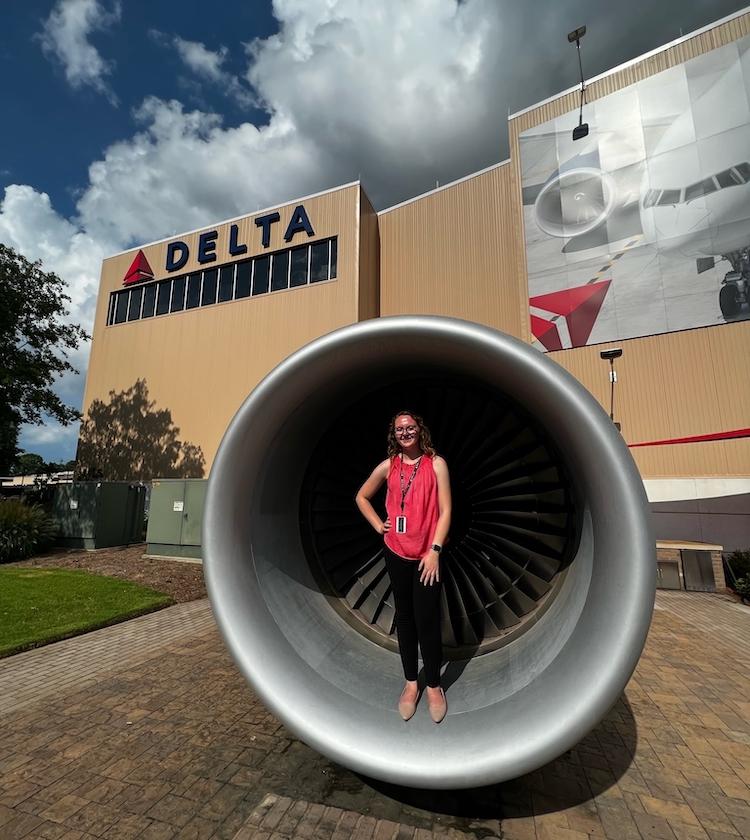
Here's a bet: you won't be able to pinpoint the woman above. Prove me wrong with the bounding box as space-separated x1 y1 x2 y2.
355 411 452 723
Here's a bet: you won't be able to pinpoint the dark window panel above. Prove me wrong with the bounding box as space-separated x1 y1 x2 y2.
330 238 337 279
202 268 218 306
716 169 739 188
685 178 716 202
156 280 171 315
107 294 116 325
310 241 328 282
253 255 270 295
657 189 680 206
142 284 157 318
734 162 750 182
235 260 251 298
218 265 234 302
114 291 129 324
290 246 308 287
186 273 201 309
171 276 187 312
271 250 289 291
127 287 143 321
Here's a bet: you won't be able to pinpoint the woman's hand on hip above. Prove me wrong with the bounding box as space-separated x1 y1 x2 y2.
419 550 440 586
379 517 391 535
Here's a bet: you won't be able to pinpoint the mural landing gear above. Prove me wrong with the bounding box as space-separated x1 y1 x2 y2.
719 249 750 320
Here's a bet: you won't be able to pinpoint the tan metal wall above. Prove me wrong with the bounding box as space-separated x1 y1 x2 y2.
507 11 750 478
358 188 380 322
378 163 526 335
548 324 750 477
81 184 363 477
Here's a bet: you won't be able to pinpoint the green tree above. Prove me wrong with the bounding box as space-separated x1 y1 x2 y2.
0 244 88 474
10 452 46 476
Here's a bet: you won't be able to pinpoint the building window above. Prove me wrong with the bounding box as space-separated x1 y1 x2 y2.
171 276 186 312
290 246 308 288
218 265 234 302
253 255 270 295
114 290 128 324
142 285 157 318
330 238 337 279
155 280 171 315
310 240 329 282
202 268 218 306
271 250 289 292
127 287 143 321
108 236 338 325
235 260 251 298
186 273 201 309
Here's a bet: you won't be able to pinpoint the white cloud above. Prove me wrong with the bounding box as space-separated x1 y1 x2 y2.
150 30 256 107
173 37 228 82
20 421 80 449
76 0 511 247
37 0 121 105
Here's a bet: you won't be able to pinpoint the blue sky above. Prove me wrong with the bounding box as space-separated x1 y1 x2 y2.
2 0 747 465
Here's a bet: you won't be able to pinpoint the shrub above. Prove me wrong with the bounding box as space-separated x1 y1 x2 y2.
734 577 750 599
724 550 750 588
0 499 57 563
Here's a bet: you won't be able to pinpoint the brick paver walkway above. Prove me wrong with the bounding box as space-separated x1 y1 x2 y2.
0 591 748 839
0 601 215 717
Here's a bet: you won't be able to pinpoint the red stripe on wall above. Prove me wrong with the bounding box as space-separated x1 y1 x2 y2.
629 428 750 448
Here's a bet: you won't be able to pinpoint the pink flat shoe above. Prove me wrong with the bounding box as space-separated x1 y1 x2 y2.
427 687 447 723
398 685 419 721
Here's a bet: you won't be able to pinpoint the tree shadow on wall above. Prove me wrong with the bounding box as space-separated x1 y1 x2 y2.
76 379 205 481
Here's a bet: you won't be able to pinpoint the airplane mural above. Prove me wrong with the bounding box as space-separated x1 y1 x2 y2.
520 33 750 349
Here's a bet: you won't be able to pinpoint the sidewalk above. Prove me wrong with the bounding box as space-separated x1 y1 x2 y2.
0 593 748 839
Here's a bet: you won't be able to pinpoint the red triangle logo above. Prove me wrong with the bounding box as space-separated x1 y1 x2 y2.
123 250 154 286
529 279 611 348
530 315 563 351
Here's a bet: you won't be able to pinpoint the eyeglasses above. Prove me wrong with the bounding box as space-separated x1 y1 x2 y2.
394 425 419 436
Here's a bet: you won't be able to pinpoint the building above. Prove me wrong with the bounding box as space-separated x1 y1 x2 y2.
79 8 750 560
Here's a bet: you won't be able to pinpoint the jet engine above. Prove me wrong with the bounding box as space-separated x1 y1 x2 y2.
203 316 655 789
534 167 617 238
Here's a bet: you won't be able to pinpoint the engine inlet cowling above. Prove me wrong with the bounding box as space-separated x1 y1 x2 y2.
203 316 655 789
534 167 617 238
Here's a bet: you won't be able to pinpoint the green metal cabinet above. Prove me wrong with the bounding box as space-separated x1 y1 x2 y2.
146 479 206 559
51 482 146 549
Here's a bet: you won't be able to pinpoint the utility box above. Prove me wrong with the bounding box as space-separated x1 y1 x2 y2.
146 479 206 560
51 482 147 549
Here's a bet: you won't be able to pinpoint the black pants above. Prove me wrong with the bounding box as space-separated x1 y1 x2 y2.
384 546 443 687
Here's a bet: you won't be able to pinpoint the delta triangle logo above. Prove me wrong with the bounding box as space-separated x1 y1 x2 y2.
529 279 611 351
123 250 154 286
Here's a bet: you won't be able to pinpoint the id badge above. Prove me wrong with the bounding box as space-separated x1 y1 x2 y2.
395 515 407 534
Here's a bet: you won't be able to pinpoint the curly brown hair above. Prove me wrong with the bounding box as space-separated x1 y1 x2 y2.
387 410 436 459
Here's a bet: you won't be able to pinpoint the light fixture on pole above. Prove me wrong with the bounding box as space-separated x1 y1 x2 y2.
567 25 589 140
600 347 622 430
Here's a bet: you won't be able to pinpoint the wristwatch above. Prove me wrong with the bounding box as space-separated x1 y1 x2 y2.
431 544 442 554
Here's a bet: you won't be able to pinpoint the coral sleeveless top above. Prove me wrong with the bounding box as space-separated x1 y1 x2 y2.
384 454 439 561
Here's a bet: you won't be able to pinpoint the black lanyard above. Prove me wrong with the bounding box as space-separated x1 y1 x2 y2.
399 455 422 512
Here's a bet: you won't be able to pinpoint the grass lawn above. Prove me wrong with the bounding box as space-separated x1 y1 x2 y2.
0 567 174 657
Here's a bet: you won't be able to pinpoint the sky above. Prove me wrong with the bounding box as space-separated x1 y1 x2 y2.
2 0 747 465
